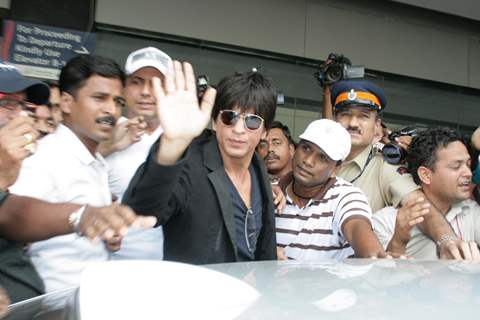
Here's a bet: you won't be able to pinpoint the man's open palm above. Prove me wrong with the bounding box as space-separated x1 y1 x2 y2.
153 61 216 143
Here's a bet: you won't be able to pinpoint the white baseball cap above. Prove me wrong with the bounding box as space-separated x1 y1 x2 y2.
299 119 351 161
124 47 172 76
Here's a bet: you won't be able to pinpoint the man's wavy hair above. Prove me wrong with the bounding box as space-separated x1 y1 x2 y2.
407 126 464 185
211 71 277 129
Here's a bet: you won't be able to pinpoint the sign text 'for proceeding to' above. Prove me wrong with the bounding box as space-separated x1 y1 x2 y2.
2 20 96 79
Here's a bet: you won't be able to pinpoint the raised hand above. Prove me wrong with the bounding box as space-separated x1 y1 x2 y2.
387 197 430 255
0 114 39 190
152 61 216 165
155 61 215 142
272 185 286 214
395 135 413 153
97 116 146 156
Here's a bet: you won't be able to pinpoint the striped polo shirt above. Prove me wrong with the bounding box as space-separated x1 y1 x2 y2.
276 175 372 260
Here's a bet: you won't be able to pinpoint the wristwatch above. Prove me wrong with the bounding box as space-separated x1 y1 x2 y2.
68 205 87 235
0 188 9 206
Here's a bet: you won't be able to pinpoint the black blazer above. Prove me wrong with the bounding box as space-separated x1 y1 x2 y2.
0 239 44 303
123 130 277 264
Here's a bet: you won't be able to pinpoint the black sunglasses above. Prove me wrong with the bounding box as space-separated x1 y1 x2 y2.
219 110 264 131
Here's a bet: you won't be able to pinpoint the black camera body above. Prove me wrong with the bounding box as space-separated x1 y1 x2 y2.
382 126 427 164
315 53 365 87
196 75 209 101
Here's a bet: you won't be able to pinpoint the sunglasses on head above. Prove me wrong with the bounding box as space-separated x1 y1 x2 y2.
219 110 264 131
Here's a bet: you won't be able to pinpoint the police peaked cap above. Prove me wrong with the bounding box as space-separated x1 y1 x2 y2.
331 80 387 112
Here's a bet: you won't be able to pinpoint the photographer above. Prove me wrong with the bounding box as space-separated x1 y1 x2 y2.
316 53 364 120
380 125 427 165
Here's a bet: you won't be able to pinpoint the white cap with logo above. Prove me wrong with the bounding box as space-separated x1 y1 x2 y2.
299 119 351 161
124 47 172 76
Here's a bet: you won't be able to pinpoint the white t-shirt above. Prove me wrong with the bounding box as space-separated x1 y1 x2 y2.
373 199 480 259
10 124 111 292
106 117 164 260
276 177 372 260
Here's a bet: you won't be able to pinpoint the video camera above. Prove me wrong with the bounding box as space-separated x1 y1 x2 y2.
382 125 427 165
314 53 365 87
196 75 209 101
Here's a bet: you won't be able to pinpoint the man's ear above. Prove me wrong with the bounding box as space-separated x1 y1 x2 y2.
375 117 382 132
330 161 342 177
418 166 432 185
289 144 295 157
60 92 74 114
331 160 343 176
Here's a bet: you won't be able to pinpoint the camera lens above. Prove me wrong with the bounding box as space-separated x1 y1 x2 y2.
382 143 403 164
326 65 343 82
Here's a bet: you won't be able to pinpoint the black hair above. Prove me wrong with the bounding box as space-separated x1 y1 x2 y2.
465 133 479 173
270 120 296 147
407 126 464 185
44 80 58 89
211 71 277 129
59 55 125 98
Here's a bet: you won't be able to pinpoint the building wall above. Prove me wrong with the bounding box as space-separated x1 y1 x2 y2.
95 0 480 89
1 0 478 134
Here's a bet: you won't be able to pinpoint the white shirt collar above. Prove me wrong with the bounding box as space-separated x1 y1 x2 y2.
446 199 476 222
55 124 107 167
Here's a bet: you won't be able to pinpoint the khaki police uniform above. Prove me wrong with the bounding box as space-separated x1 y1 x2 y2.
337 145 419 213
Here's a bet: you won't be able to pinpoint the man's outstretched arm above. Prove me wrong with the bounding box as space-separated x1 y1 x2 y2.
0 195 155 243
343 216 387 258
403 189 476 259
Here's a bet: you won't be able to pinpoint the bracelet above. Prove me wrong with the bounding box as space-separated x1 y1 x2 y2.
68 205 86 235
436 234 457 247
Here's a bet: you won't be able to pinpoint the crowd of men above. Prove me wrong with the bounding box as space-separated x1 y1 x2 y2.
0 46 479 314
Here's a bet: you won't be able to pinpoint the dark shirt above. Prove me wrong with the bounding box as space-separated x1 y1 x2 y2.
0 238 44 303
123 130 277 264
226 165 263 261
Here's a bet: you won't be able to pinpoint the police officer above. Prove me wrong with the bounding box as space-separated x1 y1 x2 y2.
331 80 416 212
331 80 476 259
